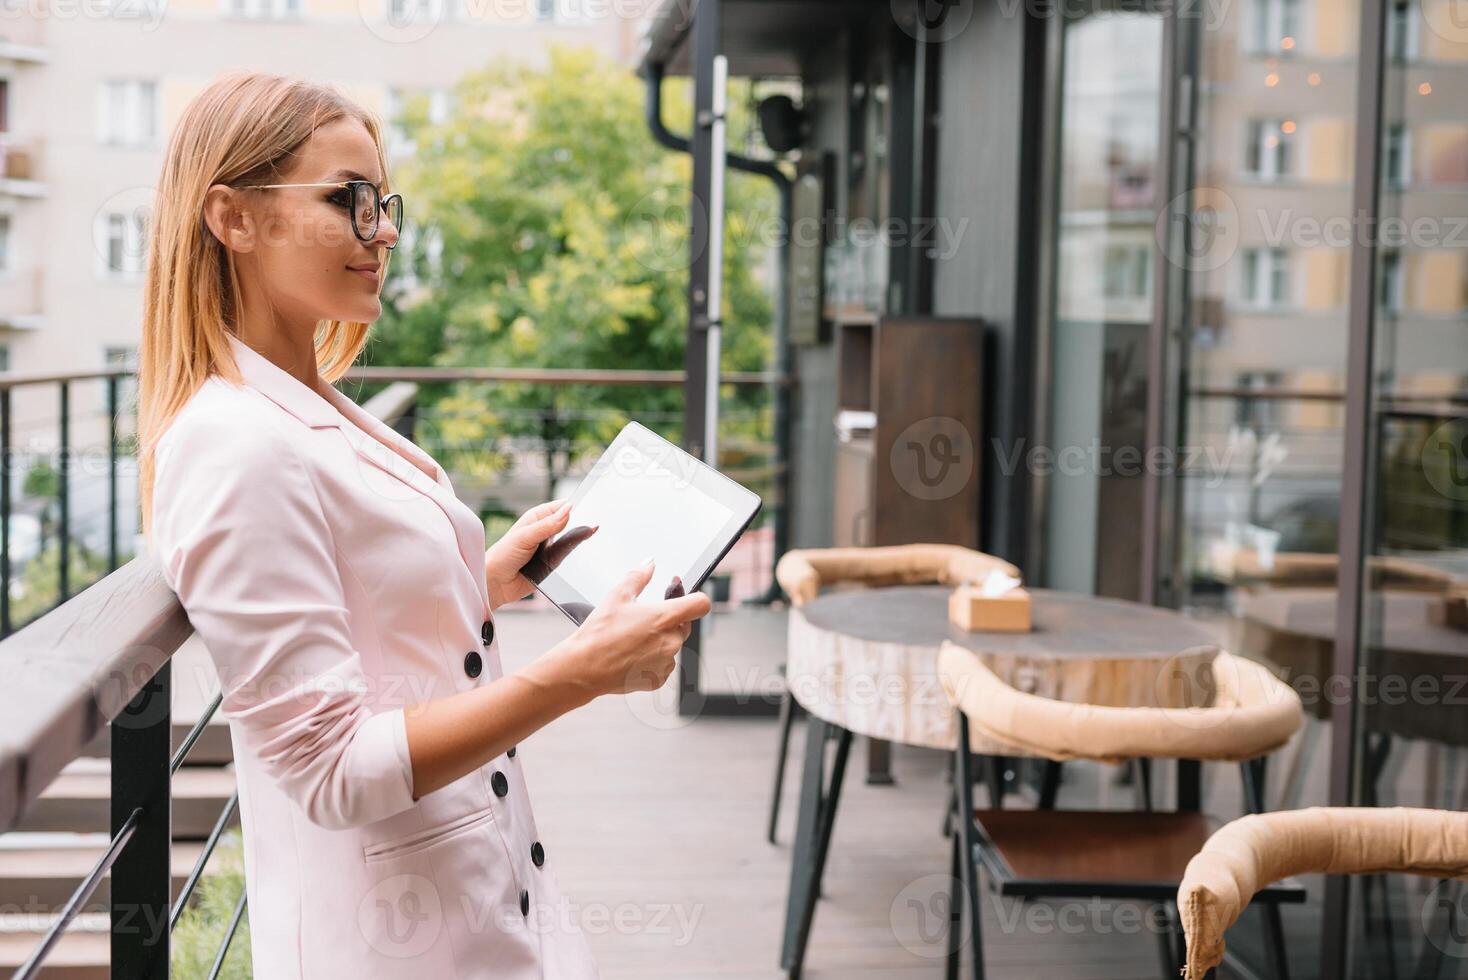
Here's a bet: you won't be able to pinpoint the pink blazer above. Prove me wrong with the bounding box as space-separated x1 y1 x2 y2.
149 333 600 979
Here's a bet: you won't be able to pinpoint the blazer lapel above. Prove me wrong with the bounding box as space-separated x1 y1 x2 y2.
225 333 489 612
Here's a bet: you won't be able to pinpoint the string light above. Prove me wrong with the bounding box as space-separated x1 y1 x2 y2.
1265 72 1280 86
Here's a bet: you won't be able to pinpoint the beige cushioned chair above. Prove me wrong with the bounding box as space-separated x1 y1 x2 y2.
774 543 1021 607
938 640 1307 979
1179 806 1468 979
940 641 1304 764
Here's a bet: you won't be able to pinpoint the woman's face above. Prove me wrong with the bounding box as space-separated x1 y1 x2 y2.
224 117 399 326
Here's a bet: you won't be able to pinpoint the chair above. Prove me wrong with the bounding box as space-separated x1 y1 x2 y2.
766 544 1019 843
938 640 1308 980
1178 806 1468 979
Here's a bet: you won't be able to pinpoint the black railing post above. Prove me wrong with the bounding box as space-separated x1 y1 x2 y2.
2 384 10 637
58 380 69 602
111 661 173 979
108 375 119 573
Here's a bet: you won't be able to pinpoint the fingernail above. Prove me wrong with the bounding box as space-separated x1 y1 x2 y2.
643 556 655 566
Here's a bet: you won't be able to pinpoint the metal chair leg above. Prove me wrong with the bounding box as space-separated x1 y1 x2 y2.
984 755 1005 810
768 670 800 844
1133 757 1154 811
1262 900 1291 980
946 829 962 980
811 726 854 900
780 716 828 977
1038 759 1063 810
956 716 986 980
1153 901 1179 979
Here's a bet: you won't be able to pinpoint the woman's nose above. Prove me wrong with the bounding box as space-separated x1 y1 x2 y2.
375 215 401 250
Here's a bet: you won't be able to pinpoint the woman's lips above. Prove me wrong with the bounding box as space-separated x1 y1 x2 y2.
349 266 380 284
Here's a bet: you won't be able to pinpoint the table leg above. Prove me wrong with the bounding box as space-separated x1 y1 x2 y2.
866 736 894 785
1177 759 1201 812
781 715 829 974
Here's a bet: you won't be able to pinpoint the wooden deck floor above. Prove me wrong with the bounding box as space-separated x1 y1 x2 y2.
498 606 1176 980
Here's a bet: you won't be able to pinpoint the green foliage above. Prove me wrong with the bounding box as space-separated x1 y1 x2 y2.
372 45 778 495
10 541 115 625
22 461 57 500
172 831 252 979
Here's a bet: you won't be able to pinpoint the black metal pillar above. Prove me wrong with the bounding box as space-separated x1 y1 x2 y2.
111 661 173 979
678 0 719 718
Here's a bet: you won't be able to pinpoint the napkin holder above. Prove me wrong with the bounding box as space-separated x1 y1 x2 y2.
949 583 1032 633
1428 589 1468 632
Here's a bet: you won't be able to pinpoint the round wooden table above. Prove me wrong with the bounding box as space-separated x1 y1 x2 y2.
787 585 1225 754
779 585 1228 976
1239 586 1468 745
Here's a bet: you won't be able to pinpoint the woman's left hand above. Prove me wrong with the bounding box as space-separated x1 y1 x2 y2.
484 499 576 609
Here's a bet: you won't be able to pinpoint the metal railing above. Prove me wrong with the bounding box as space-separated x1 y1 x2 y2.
0 365 135 639
0 362 793 974
2 380 423 979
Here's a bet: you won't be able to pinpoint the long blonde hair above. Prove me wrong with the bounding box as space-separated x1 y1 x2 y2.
137 70 393 544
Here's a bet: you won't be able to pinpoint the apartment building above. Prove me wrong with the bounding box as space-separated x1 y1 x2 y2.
0 0 639 558
0 0 639 438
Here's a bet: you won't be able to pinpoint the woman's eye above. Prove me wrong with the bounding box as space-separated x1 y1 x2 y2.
327 188 352 209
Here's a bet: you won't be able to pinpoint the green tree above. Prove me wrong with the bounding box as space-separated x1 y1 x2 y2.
172 831 252 979
372 46 777 502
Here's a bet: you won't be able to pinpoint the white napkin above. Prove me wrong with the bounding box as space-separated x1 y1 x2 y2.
974 567 1022 597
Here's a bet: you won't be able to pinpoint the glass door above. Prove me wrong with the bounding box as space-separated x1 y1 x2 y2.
1039 2 1167 600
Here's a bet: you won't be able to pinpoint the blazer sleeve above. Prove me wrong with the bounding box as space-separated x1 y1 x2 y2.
150 409 418 830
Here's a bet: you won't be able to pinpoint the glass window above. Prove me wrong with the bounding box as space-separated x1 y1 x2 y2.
1167 2 1360 972
1245 118 1294 179
1385 0 1417 62
1249 0 1302 53
96 80 158 147
1347 8 1468 973
1384 124 1410 187
96 209 147 278
1041 7 1164 598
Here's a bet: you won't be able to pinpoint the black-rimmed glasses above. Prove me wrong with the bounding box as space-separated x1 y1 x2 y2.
246 180 405 248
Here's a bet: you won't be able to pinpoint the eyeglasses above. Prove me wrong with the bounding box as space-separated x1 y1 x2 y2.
244 180 404 249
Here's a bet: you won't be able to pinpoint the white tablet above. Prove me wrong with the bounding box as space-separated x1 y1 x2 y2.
520 421 763 624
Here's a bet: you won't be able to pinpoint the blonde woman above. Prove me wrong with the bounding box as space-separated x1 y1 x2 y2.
138 70 709 978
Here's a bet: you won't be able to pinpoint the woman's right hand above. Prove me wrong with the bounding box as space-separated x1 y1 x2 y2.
568 558 712 697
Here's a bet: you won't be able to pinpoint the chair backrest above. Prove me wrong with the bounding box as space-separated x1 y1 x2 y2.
937 640 1303 764
775 544 1021 607
1178 806 1468 978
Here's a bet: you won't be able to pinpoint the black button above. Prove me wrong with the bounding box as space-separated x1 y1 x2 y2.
463 651 482 678
519 889 530 916
507 746 516 759
491 770 509 797
481 619 495 645
531 841 545 867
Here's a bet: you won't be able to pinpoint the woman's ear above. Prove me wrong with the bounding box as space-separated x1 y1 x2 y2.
202 183 255 253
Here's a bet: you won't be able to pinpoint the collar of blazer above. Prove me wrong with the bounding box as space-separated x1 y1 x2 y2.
225 331 491 616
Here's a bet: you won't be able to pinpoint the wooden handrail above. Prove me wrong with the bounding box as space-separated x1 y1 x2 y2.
0 381 422 833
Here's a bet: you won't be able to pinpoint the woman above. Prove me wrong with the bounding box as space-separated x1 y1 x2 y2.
138 70 710 978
